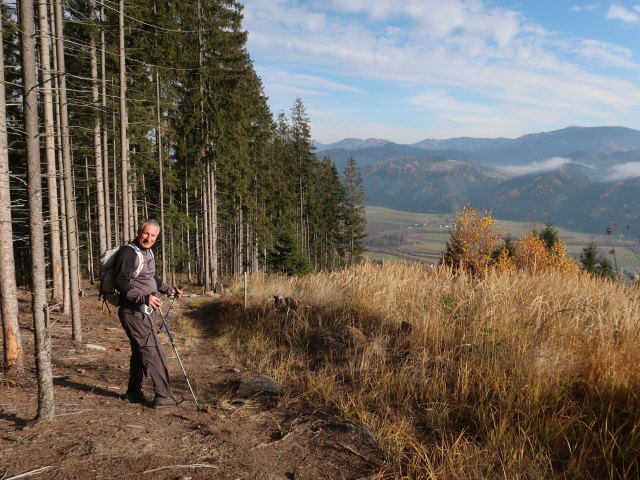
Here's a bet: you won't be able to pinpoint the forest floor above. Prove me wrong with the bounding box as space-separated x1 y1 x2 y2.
0 288 382 480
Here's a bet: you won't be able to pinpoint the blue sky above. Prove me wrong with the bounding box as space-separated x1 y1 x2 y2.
242 1 640 145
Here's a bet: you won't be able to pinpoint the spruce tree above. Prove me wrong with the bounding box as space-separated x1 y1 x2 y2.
580 241 615 279
341 156 367 266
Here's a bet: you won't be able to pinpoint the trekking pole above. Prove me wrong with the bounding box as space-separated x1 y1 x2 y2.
157 294 200 411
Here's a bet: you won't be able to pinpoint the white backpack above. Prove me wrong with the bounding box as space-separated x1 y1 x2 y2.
99 243 149 308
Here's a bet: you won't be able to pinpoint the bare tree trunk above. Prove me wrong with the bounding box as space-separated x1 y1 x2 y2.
156 71 167 275
0 14 22 372
58 139 70 315
170 230 175 286
37 0 63 304
234 199 243 275
89 0 106 255
209 163 218 287
202 179 210 291
18 0 55 420
84 156 95 284
119 0 130 240
112 111 120 244
194 188 201 285
54 0 82 341
100 3 111 249
130 164 137 233
185 184 192 282
49 0 70 315
71 148 83 290
140 172 148 219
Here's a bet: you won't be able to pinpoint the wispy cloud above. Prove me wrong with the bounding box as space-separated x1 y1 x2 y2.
574 40 638 69
571 4 600 12
257 66 364 94
605 162 640 181
499 157 573 176
606 4 640 23
243 0 640 142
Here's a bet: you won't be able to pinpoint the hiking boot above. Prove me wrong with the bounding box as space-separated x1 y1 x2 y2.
153 396 182 408
123 389 148 404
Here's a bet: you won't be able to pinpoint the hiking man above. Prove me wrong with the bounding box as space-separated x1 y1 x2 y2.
112 219 183 408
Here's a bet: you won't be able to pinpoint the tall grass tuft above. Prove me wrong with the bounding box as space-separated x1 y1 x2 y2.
213 263 640 479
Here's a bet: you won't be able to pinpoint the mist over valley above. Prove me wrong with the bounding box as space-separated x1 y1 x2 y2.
319 126 640 234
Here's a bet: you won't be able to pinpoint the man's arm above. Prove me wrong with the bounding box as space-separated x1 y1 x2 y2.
153 264 181 298
155 274 172 296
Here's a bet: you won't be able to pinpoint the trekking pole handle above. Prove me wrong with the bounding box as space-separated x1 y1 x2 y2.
172 285 184 298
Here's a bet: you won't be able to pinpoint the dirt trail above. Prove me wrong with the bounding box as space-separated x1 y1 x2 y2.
0 291 381 480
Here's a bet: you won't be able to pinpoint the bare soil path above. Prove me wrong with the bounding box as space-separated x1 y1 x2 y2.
1 290 382 480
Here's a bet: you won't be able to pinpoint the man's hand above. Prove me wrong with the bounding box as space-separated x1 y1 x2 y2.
147 294 162 309
172 286 183 298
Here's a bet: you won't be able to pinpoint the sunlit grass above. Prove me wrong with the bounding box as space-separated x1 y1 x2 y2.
211 263 640 479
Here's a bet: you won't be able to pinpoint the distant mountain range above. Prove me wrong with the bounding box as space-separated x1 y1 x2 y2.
316 126 640 233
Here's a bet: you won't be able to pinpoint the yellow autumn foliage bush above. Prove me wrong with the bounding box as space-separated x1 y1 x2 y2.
444 207 581 276
442 205 502 274
514 232 582 274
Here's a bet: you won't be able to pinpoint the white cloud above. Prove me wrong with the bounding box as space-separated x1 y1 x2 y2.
243 0 640 142
571 4 600 12
574 40 638 69
606 5 640 23
257 66 364 94
499 157 573 176
605 162 640 181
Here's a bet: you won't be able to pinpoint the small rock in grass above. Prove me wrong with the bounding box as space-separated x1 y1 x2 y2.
236 375 282 398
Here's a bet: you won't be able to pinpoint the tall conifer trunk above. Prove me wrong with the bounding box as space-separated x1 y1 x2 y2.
0 13 22 372
209 163 218 287
112 111 120 243
18 0 55 420
202 179 210 291
48 0 70 314
37 0 63 304
84 156 95 283
89 0 106 255
156 71 166 275
100 4 111 249
54 0 82 341
119 0 130 240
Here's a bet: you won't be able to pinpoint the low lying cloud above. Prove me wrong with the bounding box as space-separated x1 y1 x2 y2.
500 158 640 181
605 162 640 181
499 157 572 176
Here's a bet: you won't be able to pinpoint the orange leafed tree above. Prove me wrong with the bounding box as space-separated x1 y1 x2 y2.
443 207 581 276
514 232 581 274
442 206 502 275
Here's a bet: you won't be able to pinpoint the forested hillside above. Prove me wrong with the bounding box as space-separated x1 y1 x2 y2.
0 0 365 420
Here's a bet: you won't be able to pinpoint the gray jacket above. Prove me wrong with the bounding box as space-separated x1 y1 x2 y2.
112 240 172 308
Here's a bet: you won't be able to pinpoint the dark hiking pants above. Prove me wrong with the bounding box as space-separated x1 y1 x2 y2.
118 307 173 398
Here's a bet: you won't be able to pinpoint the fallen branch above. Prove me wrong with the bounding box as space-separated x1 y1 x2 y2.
335 441 369 462
55 409 93 417
142 464 219 474
5 466 53 480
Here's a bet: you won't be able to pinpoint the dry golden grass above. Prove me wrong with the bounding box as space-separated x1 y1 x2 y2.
213 263 640 479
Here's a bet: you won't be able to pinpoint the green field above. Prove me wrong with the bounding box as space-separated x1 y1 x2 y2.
365 206 640 271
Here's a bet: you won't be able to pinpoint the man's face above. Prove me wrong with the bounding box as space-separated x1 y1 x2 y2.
137 224 159 249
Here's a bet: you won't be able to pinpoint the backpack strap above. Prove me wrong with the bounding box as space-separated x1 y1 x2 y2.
126 243 145 278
